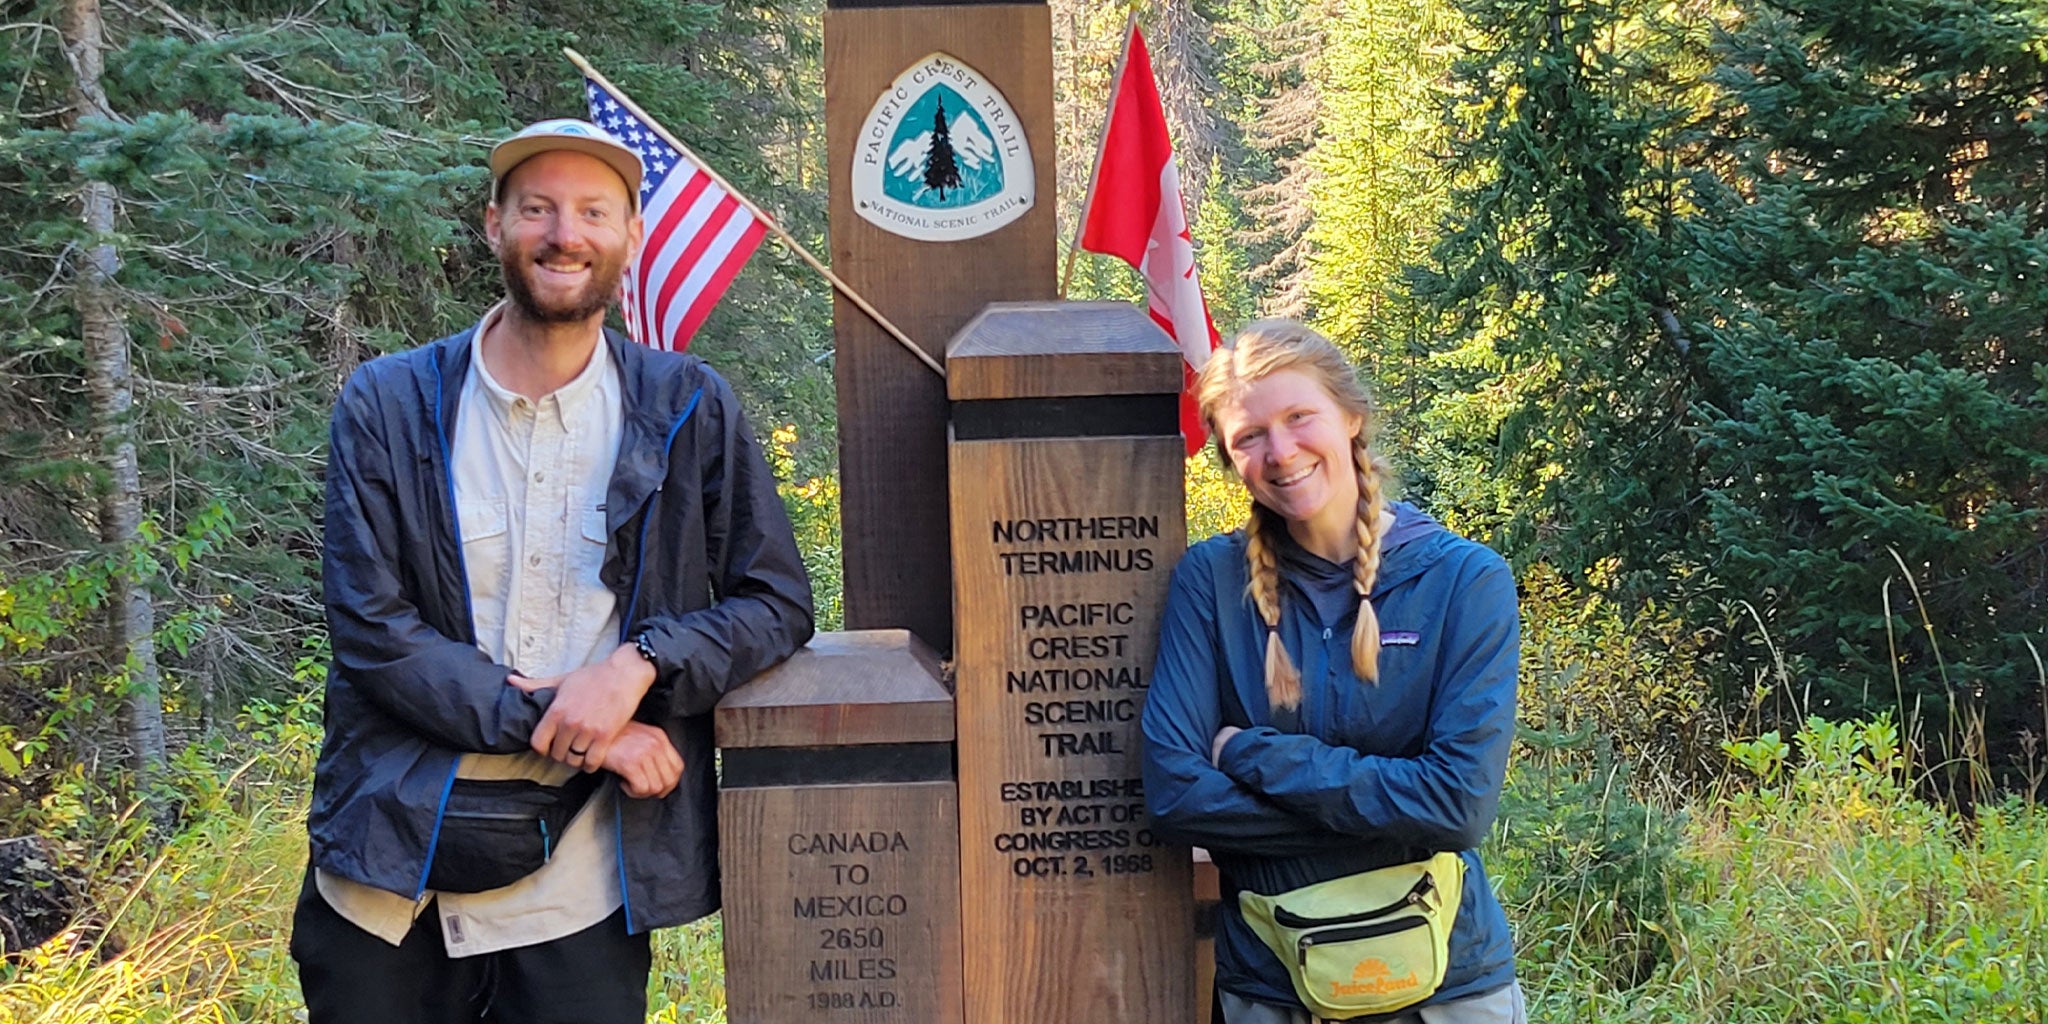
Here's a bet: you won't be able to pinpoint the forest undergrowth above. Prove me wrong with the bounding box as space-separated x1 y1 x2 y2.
3 582 2043 1024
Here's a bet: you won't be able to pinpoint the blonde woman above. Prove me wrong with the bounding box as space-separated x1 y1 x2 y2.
1141 321 1524 1023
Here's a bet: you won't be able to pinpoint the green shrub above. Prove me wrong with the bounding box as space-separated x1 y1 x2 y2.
1517 564 1721 783
1491 722 1693 993
0 694 318 1022
1501 715 2048 1023
0 690 737 1022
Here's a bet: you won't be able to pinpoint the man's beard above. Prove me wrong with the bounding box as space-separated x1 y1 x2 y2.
501 244 624 324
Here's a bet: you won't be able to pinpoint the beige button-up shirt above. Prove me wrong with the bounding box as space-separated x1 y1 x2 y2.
317 306 627 955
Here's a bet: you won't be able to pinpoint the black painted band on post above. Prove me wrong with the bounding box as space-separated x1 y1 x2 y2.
951 394 1180 441
721 742 956 788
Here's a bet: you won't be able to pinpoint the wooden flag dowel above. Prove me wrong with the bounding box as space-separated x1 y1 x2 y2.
564 48 946 379
1058 241 1081 301
1057 11 1139 301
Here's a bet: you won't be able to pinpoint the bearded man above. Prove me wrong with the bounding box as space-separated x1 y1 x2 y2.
290 119 814 1023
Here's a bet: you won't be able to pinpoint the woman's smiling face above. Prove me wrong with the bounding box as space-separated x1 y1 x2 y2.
1213 368 1364 553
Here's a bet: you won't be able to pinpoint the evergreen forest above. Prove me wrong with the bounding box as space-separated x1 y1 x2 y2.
0 0 2044 1019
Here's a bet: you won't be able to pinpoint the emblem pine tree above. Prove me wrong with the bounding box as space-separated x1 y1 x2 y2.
923 96 963 199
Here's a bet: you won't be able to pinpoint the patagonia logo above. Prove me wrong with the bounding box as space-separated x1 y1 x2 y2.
1381 631 1421 647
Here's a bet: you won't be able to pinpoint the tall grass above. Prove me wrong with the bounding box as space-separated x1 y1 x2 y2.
0 698 733 1022
3 621 2045 1021
0 701 314 1022
1495 714 2048 1023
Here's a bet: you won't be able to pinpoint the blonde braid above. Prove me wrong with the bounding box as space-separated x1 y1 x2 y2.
1243 505 1303 711
1350 434 1394 683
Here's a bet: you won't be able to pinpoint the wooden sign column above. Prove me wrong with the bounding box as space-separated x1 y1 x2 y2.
717 631 963 1024
825 0 1057 655
948 302 1196 1024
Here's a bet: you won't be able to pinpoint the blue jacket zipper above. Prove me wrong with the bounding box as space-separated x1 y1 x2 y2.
415 356 473 899
617 387 703 641
611 385 702 935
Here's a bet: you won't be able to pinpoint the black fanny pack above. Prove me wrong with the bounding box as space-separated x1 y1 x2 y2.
425 771 604 894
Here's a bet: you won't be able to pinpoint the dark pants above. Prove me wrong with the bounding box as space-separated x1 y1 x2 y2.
290 870 651 1024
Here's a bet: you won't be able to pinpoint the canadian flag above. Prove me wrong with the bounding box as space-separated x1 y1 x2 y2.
1077 24 1222 457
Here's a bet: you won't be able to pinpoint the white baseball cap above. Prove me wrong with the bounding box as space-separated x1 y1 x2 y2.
489 118 644 210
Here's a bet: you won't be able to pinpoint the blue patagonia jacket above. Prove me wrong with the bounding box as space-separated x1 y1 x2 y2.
311 325 814 933
1141 503 1518 1013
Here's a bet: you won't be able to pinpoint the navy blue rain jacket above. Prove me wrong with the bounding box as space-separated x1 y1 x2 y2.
311 325 814 933
1141 508 1518 1012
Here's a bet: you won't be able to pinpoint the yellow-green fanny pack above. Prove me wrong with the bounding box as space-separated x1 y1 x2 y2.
1238 850 1465 1020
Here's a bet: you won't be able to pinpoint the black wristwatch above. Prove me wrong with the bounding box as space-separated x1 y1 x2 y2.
632 631 659 668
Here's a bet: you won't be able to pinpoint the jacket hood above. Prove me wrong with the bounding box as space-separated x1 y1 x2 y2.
1371 500 1453 596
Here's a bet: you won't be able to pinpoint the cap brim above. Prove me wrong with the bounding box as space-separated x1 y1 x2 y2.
490 136 644 209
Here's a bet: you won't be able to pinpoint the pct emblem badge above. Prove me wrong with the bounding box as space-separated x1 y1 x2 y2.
852 53 1033 243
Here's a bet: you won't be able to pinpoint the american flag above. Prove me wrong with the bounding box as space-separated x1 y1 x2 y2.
583 77 768 352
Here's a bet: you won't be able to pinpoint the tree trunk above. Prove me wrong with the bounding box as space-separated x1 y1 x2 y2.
61 0 166 778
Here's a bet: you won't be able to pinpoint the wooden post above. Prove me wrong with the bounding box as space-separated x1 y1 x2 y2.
717 631 963 1024
825 0 1058 656
948 302 1195 1024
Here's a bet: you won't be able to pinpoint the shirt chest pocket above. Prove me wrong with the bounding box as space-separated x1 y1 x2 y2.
457 498 510 638
564 492 616 635
576 495 610 569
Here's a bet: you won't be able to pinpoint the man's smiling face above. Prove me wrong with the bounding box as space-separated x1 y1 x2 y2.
487 149 642 324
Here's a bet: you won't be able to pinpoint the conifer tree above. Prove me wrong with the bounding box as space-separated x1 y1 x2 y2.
924 97 962 199
1416 0 1711 565
1418 0 2047 733
1235 0 1327 318
1685 0 2048 727
57 0 164 780
1303 0 1460 458
0 0 832 823
1155 0 1230 220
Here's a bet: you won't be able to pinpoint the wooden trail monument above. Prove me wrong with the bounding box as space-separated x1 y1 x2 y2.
718 4 1195 1022
717 631 963 1023
720 306 1196 1024
950 303 1195 1023
826 0 1058 655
